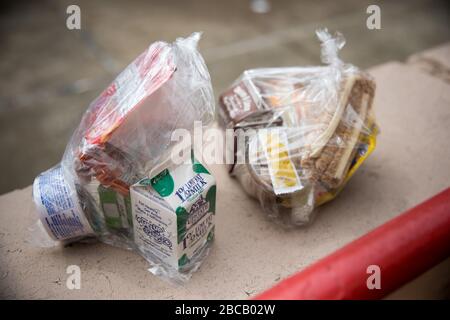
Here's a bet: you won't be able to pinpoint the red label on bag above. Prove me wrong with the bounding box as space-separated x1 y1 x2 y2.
85 42 176 146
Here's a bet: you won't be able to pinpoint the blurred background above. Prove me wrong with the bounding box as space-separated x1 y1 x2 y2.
0 0 448 194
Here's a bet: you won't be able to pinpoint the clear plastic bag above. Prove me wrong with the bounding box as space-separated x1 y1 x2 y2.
219 29 378 226
31 33 216 282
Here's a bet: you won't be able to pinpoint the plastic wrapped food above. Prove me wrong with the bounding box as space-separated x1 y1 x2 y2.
218 29 378 226
31 33 216 282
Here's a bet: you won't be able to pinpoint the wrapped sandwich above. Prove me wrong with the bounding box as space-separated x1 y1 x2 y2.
219 29 378 226
32 33 216 282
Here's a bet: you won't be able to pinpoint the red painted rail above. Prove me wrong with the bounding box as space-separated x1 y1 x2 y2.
254 187 450 300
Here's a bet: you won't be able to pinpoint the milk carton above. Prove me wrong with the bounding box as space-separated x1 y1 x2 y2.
130 157 216 270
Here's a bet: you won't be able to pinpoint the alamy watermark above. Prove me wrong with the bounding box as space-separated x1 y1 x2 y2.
66 5 81 30
169 121 294 169
366 5 381 30
66 265 81 290
366 264 381 290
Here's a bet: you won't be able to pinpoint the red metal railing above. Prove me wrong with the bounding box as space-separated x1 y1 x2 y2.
254 187 450 299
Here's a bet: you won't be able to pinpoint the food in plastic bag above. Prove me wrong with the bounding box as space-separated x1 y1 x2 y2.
218 29 378 226
32 32 216 282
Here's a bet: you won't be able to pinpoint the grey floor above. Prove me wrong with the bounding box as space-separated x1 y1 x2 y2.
0 0 449 194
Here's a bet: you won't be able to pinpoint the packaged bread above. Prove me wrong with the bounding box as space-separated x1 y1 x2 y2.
219 29 378 226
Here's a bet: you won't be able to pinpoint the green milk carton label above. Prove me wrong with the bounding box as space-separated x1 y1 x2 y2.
130 156 216 270
98 185 132 230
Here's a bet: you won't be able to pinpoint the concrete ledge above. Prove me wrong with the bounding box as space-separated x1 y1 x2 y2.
1 49 450 299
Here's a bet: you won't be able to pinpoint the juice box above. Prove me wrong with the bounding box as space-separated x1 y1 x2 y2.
130 157 216 270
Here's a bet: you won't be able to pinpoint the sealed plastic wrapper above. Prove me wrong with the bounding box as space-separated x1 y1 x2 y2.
31 32 216 282
218 29 378 226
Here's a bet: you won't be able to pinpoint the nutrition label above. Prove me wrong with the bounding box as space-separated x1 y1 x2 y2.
33 165 93 240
